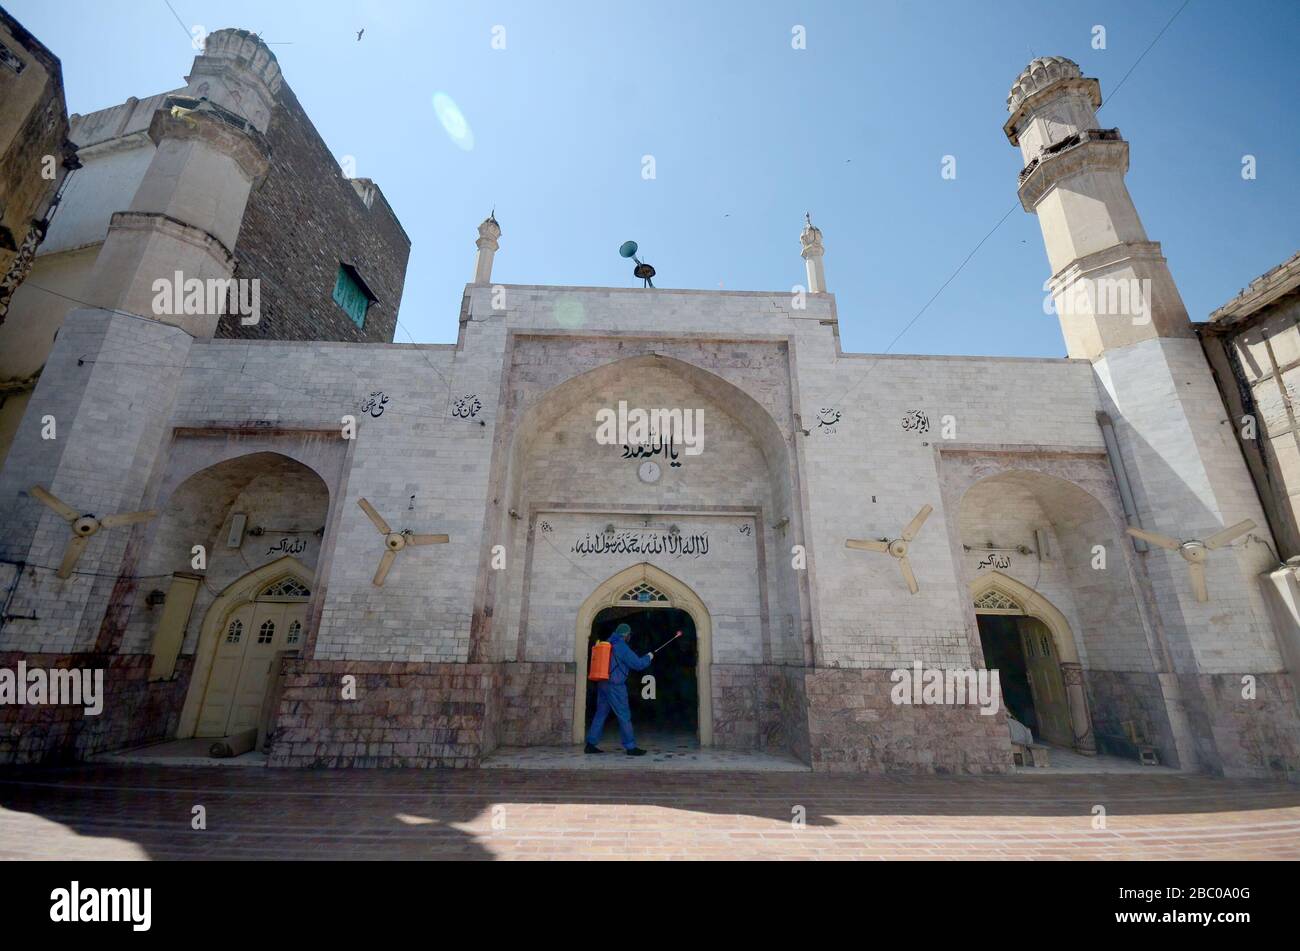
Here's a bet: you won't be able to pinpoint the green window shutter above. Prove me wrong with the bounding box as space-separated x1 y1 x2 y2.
332 265 370 328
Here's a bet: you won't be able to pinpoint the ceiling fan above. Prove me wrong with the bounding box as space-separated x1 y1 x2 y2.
357 497 448 586
1125 519 1255 602
846 504 933 595
29 486 157 579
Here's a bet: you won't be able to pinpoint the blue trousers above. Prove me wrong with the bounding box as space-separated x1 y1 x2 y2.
586 682 637 750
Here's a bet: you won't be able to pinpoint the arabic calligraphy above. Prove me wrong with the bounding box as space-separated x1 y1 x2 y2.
266 537 307 556
361 391 389 418
539 520 553 534
901 410 929 434
976 552 1011 570
621 429 683 468
739 523 752 536
452 395 482 419
816 407 840 434
571 531 711 558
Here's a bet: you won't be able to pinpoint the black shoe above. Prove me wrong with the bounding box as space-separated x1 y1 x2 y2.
625 748 647 757
584 743 603 754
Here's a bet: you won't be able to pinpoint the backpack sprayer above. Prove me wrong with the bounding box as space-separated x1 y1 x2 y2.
588 630 683 681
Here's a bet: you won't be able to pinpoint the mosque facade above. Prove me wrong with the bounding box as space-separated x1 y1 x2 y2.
1 35 1298 776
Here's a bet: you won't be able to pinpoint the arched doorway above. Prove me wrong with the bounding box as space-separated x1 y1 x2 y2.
970 572 1096 754
573 563 713 746
177 557 313 739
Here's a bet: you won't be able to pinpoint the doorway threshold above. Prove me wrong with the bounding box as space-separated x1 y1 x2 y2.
94 738 268 768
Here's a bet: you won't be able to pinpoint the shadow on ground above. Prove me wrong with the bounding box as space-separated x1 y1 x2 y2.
2 763 1299 860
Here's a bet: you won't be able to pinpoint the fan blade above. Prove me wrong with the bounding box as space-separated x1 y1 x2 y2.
901 504 933 542
57 535 89 579
898 556 919 595
1203 519 1256 550
1125 527 1182 551
406 534 449 546
846 538 889 552
372 549 396 586
100 509 157 529
357 498 391 535
30 486 78 522
1187 561 1209 603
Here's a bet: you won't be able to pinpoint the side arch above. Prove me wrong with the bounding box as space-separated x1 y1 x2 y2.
573 562 714 746
969 570 1080 664
176 555 313 738
970 570 1096 753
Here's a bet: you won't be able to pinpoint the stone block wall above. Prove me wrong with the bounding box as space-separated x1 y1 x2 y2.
1180 672 1300 778
219 82 410 344
496 661 571 746
0 652 190 764
799 668 1012 773
267 660 496 768
1085 669 1180 766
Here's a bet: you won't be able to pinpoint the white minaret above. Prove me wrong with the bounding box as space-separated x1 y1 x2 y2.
473 211 501 283
799 213 826 293
1008 56 1286 775
86 29 280 335
1006 56 1193 358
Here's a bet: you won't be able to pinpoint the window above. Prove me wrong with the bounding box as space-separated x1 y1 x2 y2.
260 578 311 599
974 589 1021 612
620 582 668 603
332 264 375 328
226 619 243 643
287 620 302 645
257 620 276 644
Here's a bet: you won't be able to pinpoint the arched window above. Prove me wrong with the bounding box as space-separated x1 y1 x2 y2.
974 589 1022 613
619 582 669 604
257 620 276 644
258 578 311 599
225 619 243 643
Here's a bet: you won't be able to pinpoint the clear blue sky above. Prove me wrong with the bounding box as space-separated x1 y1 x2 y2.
10 0 1298 357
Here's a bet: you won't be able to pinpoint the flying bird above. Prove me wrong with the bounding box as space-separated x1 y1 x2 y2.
357 28 364 41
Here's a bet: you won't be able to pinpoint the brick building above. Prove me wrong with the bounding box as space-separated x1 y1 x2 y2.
0 26 410 466
1 50 1299 778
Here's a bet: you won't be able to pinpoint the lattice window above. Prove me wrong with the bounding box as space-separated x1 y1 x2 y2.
226 619 243 643
259 578 311 599
620 582 668 603
287 620 301 645
257 620 276 644
974 589 1021 612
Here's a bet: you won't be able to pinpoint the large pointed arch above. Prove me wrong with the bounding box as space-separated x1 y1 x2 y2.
573 562 714 745
176 555 314 738
969 569 1079 664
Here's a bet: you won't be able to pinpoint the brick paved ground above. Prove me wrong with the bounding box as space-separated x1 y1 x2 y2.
1 765 1299 860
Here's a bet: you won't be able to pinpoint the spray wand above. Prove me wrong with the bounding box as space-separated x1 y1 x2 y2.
649 630 683 655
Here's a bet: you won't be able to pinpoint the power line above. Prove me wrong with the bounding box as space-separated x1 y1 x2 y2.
822 0 1194 410
161 0 193 43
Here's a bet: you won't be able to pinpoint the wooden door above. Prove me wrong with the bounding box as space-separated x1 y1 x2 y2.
1019 617 1072 747
197 601 307 738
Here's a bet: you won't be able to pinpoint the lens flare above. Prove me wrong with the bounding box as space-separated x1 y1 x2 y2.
553 297 586 329
432 93 474 151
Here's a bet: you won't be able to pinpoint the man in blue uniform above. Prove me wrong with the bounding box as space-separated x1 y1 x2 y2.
585 623 654 756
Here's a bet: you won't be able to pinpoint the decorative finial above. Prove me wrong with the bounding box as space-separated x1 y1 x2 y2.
805 212 812 227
